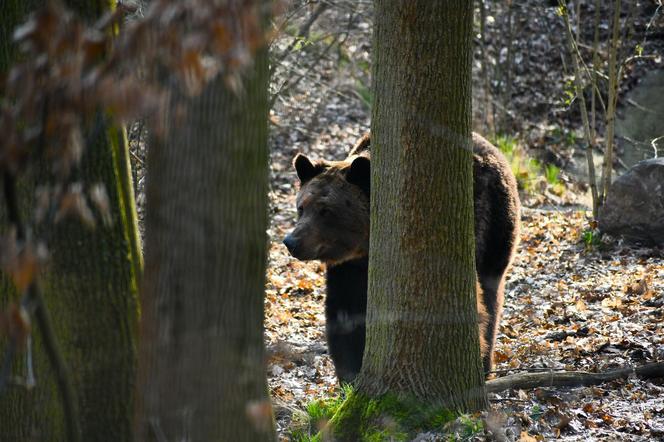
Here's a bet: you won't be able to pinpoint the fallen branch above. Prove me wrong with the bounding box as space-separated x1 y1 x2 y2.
486 362 664 394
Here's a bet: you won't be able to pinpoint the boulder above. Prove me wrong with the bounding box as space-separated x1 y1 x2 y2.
598 158 664 245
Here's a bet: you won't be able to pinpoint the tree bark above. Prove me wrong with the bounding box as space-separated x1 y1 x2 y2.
134 12 276 442
0 0 39 74
359 0 486 410
0 2 141 440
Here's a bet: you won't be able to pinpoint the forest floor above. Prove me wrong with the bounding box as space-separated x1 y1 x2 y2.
266 202 664 441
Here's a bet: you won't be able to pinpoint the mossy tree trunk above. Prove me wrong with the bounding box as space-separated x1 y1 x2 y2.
0 1 141 440
133 12 275 442
331 1 487 438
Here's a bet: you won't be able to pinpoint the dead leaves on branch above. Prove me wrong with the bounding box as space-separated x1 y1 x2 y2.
0 0 274 357
0 0 274 311
0 231 47 294
0 0 269 177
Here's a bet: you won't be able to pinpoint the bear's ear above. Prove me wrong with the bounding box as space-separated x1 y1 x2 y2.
293 153 323 184
346 156 370 193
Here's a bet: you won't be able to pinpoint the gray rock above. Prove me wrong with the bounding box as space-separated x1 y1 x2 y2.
598 158 664 245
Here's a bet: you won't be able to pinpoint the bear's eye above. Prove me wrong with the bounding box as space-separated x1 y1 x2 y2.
297 207 303 217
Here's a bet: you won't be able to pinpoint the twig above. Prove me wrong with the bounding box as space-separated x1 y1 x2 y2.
270 33 339 108
30 282 81 442
651 135 663 158
270 0 359 108
486 362 664 393
25 336 35 388
272 2 329 68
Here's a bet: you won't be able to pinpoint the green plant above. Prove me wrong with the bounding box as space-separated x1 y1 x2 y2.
548 126 578 147
544 163 567 196
355 79 372 109
544 164 561 186
438 414 484 441
292 36 314 51
289 385 353 441
494 135 567 196
494 135 541 192
581 228 602 250
530 404 544 421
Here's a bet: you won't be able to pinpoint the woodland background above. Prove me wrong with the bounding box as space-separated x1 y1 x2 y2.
0 0 662 441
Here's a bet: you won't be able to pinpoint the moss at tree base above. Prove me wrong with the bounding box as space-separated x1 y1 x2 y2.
323 390 473 442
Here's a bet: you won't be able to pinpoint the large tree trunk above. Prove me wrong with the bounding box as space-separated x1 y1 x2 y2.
331 4 487 437
134 14 275 442
330 3 487 435
360 0 486 410
0 2 141 440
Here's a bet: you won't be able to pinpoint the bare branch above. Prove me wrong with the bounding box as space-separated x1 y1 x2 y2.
272 2 329 67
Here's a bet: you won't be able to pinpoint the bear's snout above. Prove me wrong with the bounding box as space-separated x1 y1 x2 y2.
283 235 297 256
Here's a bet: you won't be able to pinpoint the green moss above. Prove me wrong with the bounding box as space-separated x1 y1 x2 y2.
289 384 353 441
290 387 473 441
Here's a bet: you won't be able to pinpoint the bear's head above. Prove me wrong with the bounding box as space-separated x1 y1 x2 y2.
283 152 370 265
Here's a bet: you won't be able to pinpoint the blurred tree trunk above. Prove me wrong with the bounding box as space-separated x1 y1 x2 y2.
332 3 486 437
134 11 275 442
0 1 142 440
0 0 39 73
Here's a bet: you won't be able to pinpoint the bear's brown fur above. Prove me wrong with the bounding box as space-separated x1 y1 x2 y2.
283 132 519 383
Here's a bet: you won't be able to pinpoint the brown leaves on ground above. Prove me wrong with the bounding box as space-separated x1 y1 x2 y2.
264 204 664 440
263 5 664 433
489 209 664 441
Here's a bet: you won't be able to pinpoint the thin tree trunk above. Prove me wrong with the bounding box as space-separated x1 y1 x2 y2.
478 0 494 136
360 0 486 409
134 13 275 442
500 0 514 132
561 2 600 218
0 1 141 440
600 0 622 204
590 0 601 143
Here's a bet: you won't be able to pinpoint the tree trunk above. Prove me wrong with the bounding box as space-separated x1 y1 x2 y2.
0 0 39 73
359 0 486 410
0 2 141 440
134 15 275 442
329 3 487 437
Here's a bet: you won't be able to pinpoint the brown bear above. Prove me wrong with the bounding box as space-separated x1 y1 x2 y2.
283 132 520 383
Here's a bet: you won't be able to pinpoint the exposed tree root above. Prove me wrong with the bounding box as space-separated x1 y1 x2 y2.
486 362 664 393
